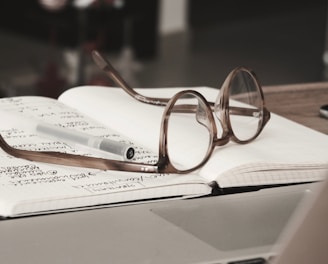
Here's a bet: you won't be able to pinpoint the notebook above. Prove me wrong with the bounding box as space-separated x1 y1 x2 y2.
0 86 327 217
0 182 320 263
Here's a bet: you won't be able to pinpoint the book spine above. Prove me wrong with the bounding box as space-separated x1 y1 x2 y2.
208 181 314 196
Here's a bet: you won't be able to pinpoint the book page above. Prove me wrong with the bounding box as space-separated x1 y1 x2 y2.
59 86 328 187
59 86 217 156
0 96 210 217
200 113 328 187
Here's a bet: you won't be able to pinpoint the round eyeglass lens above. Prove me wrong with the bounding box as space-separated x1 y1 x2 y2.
167 93 213 171
228 70 263 141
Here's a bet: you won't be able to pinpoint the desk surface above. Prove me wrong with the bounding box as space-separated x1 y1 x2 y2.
0 83 327 264
263 82 328 134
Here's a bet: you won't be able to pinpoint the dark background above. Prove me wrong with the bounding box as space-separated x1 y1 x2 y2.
0 0 327 97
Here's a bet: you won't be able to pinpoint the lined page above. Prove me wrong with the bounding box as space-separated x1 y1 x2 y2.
200 113 328 187
0 96 210 217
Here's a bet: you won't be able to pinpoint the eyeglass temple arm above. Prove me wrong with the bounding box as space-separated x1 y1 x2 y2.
92 50 267 120
0 134 158 173
92 50 170 106
228 106 261 117
171 103 263 117
227 105 271 126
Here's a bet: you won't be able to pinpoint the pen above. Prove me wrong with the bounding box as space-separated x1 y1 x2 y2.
36 123 135 160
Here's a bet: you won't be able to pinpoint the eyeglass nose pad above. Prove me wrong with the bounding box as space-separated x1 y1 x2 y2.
196 104 211 129
214 104 220 120
214 91 223 118
213 102 226 138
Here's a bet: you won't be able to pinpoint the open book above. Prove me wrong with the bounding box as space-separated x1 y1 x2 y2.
0 86 327 217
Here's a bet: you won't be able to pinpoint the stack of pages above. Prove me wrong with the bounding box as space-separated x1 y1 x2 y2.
0 86 327 217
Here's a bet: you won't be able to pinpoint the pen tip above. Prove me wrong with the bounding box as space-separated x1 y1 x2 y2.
92 50 108 70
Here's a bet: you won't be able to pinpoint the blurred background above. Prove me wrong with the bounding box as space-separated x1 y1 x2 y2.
0 0 327 98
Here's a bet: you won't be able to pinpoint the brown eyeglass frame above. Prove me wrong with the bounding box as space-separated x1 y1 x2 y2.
0 51 270 174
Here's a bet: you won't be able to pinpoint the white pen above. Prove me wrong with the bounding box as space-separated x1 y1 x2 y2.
36 122 135 160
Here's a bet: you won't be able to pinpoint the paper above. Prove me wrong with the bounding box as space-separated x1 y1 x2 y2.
0 96 210 216
59 86 328 187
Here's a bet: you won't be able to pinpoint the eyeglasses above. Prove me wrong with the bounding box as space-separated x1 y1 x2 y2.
0 50 270 174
